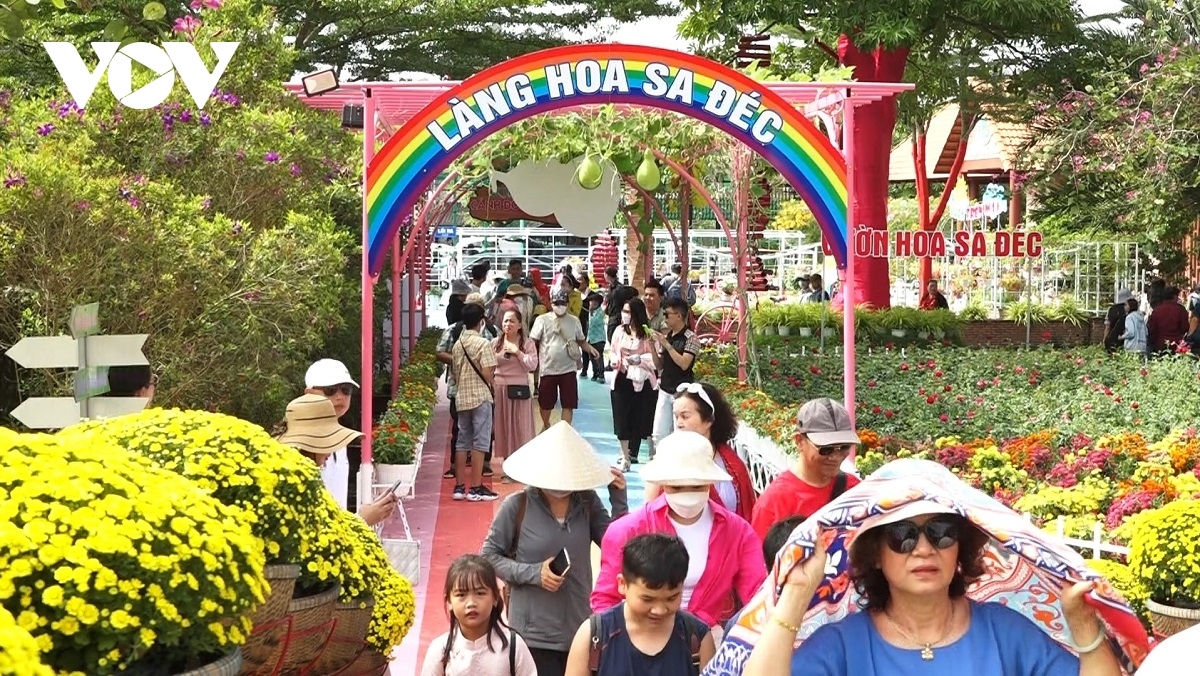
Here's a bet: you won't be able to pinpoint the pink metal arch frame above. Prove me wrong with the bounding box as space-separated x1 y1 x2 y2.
302 76 912 484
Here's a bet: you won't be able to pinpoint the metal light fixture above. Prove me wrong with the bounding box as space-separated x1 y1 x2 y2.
301 68 339 97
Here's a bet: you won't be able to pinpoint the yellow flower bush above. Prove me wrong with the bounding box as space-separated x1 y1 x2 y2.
1086 559 1148 626
0 606 53 676
1126 499 1200 605
0 432 266 674
301 498 417 653
65 409 333 590
1015 475 1114 521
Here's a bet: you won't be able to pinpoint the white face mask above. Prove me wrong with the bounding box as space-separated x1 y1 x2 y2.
664 491 708 519
553 306 568 316
542 489 572 499
620 312 632 325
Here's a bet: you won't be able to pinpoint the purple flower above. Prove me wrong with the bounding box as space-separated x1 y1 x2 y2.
37 123 54 136
199 112 211 126
202 197 212 210
235 149 245 160
190 0 223 9
75 201 90 210
173 16 202 36
264 152 280 163
3 170 25 189
179 110 193 123
162 112 175 132
232 221 243 235
289 163 301 177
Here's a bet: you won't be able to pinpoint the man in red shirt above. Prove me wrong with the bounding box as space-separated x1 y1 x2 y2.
750 398 861 540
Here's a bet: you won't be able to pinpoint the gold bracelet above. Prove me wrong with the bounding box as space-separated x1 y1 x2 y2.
771 615 801 634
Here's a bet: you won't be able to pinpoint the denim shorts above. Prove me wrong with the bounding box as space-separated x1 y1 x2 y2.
455 403 493 452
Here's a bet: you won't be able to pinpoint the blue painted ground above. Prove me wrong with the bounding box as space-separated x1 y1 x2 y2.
571 375 647 513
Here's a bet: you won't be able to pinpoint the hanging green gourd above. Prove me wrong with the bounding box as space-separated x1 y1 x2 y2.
635 149 661 191
574 154 604 190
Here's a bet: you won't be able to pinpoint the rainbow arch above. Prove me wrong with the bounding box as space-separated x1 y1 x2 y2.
365 44 848 276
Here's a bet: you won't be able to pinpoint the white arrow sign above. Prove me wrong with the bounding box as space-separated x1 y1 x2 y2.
10 397 150 430
5 334 149 369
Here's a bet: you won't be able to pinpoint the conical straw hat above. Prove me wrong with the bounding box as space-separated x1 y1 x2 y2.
503 421 613 492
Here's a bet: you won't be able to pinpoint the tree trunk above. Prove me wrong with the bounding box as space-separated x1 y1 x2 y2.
626 205 650 288
836 38 910 308
916 116 971 289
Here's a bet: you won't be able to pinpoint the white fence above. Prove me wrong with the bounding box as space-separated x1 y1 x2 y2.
733 424 1130 559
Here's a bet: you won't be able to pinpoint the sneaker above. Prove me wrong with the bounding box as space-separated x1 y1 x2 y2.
443 468 456 479
592 375 604 383
468 486 500 502
452 484 467 501
482 465 494 477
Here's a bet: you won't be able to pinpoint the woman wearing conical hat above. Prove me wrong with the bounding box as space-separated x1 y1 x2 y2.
481 421 628 676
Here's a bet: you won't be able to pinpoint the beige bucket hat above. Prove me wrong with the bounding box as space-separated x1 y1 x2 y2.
502 421 613 491
639 430 732 486
277 394 362 455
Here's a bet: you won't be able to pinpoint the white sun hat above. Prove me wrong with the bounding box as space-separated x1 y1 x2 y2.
502 421 614 492
639 430 732 486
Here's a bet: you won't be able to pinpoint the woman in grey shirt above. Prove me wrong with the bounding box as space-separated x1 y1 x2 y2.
481 421 629 676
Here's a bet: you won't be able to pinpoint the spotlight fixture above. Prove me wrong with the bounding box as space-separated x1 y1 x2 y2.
300 68 339 97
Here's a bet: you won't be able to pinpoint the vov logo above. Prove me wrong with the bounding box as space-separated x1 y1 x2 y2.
42 42 240 110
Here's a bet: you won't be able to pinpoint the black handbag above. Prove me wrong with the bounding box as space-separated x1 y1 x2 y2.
506 384 532 400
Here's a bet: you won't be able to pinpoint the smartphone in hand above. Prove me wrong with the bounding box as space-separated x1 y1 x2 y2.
389 478 405 496
549 547 571 576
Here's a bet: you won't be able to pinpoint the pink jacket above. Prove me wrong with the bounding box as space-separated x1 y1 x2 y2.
589 495 766 627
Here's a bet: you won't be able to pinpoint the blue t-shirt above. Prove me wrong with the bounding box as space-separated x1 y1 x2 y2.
791 601 1080 675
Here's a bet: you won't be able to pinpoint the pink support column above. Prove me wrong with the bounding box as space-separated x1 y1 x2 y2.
391 236 401 397
360 89 377 490
842 99 858 428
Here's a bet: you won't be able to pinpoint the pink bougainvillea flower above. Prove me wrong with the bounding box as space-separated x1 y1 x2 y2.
173 16 202 36
191 0 223 9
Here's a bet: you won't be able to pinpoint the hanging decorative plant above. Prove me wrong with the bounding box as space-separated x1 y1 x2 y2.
635 149 661 191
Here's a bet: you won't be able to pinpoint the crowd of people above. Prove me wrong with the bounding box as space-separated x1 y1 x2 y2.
261 261 1189 676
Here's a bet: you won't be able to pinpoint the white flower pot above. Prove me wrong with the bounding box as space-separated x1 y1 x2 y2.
376 463 417 488
763 325 778 335
890 329 908 338
778 326 792 336
798 327 813 337
933 329 946 340
917 331 930 340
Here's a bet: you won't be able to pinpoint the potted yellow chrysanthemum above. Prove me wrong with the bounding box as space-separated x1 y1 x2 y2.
1126 499 1200 637
1 431 267 675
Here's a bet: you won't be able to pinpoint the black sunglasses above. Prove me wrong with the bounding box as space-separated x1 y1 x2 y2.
882 516 961 554
817 444 854 457
319 385 354 397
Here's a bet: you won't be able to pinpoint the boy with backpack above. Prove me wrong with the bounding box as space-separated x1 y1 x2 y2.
564 534 714 676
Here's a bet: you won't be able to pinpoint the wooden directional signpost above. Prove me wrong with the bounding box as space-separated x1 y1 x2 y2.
5 302 151 429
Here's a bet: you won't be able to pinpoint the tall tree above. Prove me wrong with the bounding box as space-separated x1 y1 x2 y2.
679 0 1084 307
1020 1 1200 275
273 0 677 80
0 0 677 84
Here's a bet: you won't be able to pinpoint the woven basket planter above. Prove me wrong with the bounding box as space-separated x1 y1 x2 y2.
313 598 376 673
1147 598 1200 639
279 584 340 672
238 564 301 675
173 649 242 676
331 648 390 676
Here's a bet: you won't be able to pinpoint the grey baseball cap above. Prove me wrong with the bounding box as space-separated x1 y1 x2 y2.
797 398 861 446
